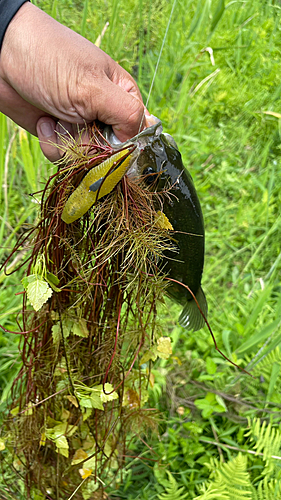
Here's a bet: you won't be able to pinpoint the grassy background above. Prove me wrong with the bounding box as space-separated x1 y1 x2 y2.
1 0 281 498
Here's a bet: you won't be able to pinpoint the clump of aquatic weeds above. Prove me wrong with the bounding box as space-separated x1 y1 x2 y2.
1 124 175 499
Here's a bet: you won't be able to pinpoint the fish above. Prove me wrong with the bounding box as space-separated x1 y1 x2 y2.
104 119 208 331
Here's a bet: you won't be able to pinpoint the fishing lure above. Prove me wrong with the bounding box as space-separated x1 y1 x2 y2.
61 148 134 224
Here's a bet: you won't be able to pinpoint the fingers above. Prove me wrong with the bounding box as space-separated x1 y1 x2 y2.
37 117 64 162
1 0 150 154
37 118 91 163
0 78 48 136
82 76 146 142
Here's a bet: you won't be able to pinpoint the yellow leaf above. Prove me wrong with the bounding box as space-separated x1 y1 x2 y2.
66 395 79 408
156 336 172 359
172 355 182 366
139 346 158 365
0 438 5 451
83 435 96 450
26 402 33 415
61 408 70 421
71 448 88 465
40 433 46 446
122 388 140 409
10 406 19 416
155 211 174 230
148 371 155 387
79 467 92 479
262 110 281 119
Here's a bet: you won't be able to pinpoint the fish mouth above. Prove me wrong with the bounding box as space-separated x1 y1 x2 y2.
103 115 163 149
104 117 164 179
89 117 163 199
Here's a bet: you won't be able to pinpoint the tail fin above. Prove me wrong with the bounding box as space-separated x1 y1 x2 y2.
178 287 207 331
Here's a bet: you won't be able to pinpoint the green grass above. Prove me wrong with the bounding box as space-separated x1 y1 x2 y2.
1 0 281 498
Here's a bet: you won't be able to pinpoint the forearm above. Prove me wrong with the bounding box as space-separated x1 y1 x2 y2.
0 0 29 49
0 1 146 161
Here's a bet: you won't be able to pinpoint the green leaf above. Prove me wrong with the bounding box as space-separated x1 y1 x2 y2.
46 272 60 286
52 324 61 344
79 396 104 411
22 274 52 311
54 434 68 450
73 318 89 338
46 272 61 292
97 383 119 403
215 395 227 412
237 317 281 354
266 362 280 403
210 0 225 33
206 357 217 375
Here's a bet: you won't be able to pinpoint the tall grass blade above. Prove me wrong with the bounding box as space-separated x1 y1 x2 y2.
81 0 89 37
138 0 144 84
266 362 280 403
51 0 57 19
210 0 225 35
244 286 273 333
18 129 37 192
0 113 7 204
188 0 211 39
237 317 281 355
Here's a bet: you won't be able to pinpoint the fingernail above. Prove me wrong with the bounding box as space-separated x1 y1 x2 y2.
39 121 54 137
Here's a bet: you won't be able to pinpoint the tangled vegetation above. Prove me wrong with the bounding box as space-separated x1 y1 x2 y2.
1 0 281 499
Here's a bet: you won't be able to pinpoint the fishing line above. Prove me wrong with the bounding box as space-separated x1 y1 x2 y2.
138 0 177 132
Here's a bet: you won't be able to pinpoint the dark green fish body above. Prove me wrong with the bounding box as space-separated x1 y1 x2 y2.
105 121 207 331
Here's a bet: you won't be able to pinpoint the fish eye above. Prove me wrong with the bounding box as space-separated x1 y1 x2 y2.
143 166 158 185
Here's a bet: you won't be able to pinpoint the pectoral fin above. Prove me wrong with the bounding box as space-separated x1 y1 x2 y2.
178 287 207 331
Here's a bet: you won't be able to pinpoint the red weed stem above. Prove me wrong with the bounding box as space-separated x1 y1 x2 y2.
0 319 48 335
102 303 122 387
103 332 145 395
163 276 253 378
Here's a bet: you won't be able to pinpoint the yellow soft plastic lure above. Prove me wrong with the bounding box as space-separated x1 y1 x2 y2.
62 149 132 224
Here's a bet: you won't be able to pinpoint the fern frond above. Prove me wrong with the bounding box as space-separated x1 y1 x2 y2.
216 453 252 500
157 471 189 500
245 417 281 472
242 347 281 400
252 347 281 378
252 477 281 500
194 478 229 500
196 454 252 500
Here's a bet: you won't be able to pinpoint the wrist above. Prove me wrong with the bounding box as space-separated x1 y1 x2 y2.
0 2 34 82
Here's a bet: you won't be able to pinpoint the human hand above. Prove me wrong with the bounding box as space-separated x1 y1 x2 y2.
0 2 148 162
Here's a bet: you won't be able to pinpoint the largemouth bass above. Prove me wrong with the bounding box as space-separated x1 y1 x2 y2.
104 120 208 331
